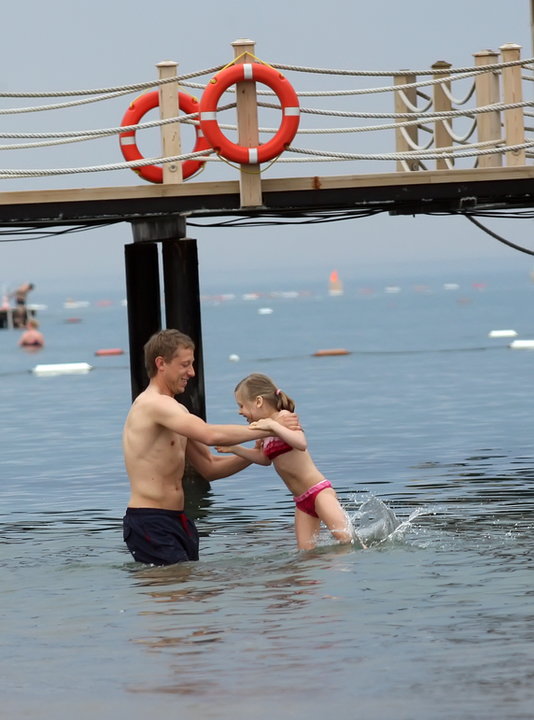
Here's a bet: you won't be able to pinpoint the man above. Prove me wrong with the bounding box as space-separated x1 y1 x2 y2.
9 282 34 327
122 329 298 566
9 281 34 304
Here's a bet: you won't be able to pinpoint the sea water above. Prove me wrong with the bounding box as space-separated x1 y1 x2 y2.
1 270 533 719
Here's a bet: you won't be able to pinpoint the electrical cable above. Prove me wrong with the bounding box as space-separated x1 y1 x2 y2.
463 214 534 257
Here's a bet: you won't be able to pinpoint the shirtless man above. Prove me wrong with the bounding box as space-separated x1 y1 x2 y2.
10 281 34 306
9 282 34 328
122 329 298 566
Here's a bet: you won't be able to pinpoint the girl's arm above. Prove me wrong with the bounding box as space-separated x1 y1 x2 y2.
249 413 307 451
215 441 271 466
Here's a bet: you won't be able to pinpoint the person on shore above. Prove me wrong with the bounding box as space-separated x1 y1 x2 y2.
122 329 301 566
216 373 358 551
18 318 44 349
9 282 34 327
10 282 34 307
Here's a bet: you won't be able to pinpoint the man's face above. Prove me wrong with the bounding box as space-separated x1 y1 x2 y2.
161 346 195 394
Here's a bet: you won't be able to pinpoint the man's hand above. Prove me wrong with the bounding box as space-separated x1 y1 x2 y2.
249 418 274 432
275 411 301 431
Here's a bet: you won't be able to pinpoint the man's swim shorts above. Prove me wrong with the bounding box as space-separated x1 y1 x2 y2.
123 507 199 565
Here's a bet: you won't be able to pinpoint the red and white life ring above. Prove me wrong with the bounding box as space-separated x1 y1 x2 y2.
119 91 211 183
199 63 300 164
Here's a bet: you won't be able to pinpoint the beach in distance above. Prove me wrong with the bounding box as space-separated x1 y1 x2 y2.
1 267 533 720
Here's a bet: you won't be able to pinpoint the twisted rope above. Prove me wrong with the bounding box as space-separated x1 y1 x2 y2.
258 98 533 119
0 65 223 98
0 149 214 178
272 56 533 77
440 80 476 106
2 57 529 111
286 139 534 161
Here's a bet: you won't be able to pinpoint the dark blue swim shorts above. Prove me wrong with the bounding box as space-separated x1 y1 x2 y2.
123 507 200 565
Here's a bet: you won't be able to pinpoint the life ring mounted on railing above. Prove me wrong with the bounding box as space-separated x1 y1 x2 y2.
119 91 210 184
199 63 300 164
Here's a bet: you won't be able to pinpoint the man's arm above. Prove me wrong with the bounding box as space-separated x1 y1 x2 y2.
186 439 254 481
151 395 269 446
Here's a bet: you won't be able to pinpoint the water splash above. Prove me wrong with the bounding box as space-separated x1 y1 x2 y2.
350 495 401 546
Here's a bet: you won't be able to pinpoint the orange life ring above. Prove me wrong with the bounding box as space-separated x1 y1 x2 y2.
119 91 211 183
199 63 300 164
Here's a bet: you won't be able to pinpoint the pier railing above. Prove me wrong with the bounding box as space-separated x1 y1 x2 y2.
0 40 532 197
393 44 527 171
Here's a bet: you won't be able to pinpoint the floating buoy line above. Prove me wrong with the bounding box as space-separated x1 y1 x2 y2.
94 348 124 356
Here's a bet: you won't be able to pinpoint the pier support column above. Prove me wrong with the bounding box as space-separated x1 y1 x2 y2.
162 236 206 420
124 240 162 401
127 217 206 421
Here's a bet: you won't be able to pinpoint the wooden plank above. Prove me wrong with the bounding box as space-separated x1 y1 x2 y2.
1 166 533 208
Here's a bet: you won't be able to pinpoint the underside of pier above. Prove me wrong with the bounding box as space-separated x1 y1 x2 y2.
0 166 532 227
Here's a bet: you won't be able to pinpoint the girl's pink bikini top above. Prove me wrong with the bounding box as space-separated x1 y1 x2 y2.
262 436 293 460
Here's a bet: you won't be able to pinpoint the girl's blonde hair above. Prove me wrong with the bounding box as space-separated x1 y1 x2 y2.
235 373 295 412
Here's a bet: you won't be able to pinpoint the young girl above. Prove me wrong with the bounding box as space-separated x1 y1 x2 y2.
217 373 358 551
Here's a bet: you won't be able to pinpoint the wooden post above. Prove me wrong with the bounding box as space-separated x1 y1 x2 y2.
394 72 420 171
157 60 183 183
500 43 526 166
124 238 162 401
162 236 206 421
231 38 263 207
474 50 502 168
432 61 453 170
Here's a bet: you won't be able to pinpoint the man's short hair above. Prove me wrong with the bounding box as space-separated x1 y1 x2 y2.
144 329 195 378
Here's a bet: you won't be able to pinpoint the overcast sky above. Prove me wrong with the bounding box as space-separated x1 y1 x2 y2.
0 0 532 296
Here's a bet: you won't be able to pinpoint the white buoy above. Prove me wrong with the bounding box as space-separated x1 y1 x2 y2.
509 339 534 350
489 329 518 338
228 354 240 362
257 307 273 315
32 362 93 376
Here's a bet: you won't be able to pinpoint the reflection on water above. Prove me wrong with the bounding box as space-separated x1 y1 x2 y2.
2 452 533 718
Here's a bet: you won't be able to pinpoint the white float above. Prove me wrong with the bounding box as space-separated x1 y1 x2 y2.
509 339 534 350
228 354 240 362
32 362 93 376
258 307 273 315
489 329 518 338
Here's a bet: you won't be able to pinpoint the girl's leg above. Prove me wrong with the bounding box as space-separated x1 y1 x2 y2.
314 488 353 544
294 507 321 550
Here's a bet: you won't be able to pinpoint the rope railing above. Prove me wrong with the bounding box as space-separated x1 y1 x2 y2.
2 138 531 179
0 45 530 182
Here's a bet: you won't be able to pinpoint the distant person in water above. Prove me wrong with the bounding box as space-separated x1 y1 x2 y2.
18 318 44 349
216 373 359 551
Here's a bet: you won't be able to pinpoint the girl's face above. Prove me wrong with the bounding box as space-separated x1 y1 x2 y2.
235 389 268 423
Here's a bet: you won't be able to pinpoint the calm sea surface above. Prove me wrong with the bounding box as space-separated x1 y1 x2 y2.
1 270 533 719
